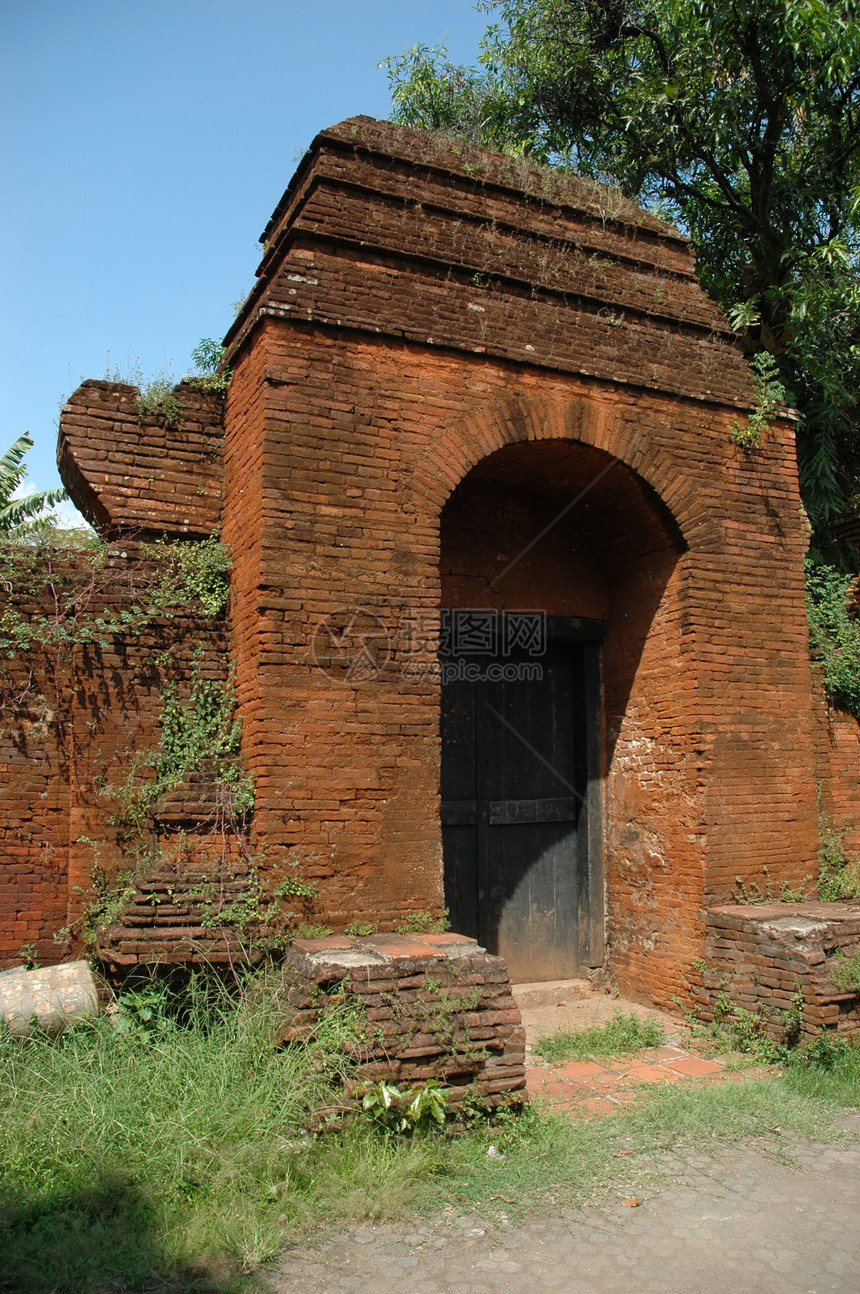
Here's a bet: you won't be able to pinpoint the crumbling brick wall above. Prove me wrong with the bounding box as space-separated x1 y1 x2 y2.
1 547 230 969
276 932 526 1107
1 575 70 966
698 903 860 1039
57 380 224 537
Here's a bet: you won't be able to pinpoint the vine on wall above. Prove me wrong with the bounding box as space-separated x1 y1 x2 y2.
0 531 231 659
2 527 326 964
108 656 252 834
92 657 325 961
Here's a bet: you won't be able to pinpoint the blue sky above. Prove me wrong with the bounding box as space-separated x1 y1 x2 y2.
1 0 489 521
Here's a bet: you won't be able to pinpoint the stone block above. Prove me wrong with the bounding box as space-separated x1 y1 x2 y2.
0 961 99 1036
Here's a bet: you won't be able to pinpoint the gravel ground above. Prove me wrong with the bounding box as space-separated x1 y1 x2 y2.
265 1116 860 1294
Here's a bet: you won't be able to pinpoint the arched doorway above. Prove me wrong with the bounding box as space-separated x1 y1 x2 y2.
439 438 685 983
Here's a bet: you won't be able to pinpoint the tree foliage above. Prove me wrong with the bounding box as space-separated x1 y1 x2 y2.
0 433 66 537
386 1 860 530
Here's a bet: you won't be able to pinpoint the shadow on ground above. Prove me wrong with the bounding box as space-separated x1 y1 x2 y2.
0 1175 231 1294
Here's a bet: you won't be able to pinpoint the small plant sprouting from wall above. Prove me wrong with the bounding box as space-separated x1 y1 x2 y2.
731 351 786 453
104 356 181 427
730 865 809 905
344 919 376 937
817 814 860 902
140 378 182 428
192 860 323 947
828 948 860 993
393 909 450 934
679 974 806 1063
73 857 142 955
188 338 232 395
103 337 232 428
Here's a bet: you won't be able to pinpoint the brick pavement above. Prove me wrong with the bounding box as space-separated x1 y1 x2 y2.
518 981 755 1116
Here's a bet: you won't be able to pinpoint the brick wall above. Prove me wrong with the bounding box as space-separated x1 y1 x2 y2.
826 712 860 857
814 670 860 859
0 543 229 968
217 315 818 1005
1 616 69 967
3 117 848 1010
58 379 224 536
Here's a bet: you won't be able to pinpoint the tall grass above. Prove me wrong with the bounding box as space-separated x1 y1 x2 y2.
0 974 359 1291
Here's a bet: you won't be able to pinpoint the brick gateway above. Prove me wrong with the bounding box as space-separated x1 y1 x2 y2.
4 117 847 1024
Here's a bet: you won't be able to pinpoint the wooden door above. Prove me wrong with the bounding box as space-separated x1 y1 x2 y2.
441 616 602 982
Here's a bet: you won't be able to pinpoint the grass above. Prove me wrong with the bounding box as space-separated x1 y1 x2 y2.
533 1010 665 1063
2 978 860 1293
0 973 361 1292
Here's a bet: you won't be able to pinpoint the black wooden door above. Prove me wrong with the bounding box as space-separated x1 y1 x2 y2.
441 620 599 983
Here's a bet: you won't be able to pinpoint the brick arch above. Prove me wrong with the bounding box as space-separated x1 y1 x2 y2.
411 389 703 547
434 394 696 983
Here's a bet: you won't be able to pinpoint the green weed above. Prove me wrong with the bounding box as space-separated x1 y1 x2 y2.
0 973 361 1292
360 1079 450 1134
16 941 38 970
293 922 334 939
731 351 786 452
344 919 376 936
534 1011 665 1064
104 356 181 426
828 948 860 992
806 554 860 719
188 338 232 394
683 982 806 1065
730 863 810 904
817 814 860 901
784 1033 860 1103
393 909 449 933
103 340 231 426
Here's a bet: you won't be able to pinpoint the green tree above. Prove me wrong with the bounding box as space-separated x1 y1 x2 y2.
386 1 860 531
1 433 66 537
